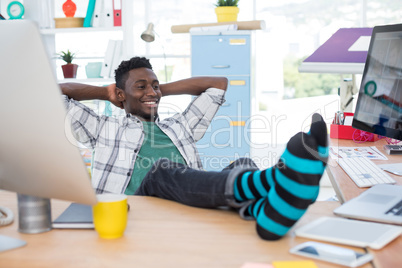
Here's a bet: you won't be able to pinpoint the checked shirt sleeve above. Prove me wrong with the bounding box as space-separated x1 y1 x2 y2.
63 95 104 149
182 87 226 142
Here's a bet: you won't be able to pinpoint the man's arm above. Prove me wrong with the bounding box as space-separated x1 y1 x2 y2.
160 77 228 97
59 83 123 109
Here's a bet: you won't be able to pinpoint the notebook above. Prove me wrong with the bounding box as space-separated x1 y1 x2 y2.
53 203 94 229
334 184 402 225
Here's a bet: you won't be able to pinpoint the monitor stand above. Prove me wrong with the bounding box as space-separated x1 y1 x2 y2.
0 194 52 252
0 235 26 253
17 194 52 234
378 163 402 176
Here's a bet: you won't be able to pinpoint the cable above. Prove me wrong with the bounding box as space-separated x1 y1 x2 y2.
0 206 14 226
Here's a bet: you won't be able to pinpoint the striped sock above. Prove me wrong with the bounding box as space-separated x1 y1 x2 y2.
234 113 328 240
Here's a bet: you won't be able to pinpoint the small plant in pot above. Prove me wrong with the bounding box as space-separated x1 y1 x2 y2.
59 49 78 78
215 0 240 22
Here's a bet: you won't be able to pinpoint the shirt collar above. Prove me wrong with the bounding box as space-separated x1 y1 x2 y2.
126 113 160 122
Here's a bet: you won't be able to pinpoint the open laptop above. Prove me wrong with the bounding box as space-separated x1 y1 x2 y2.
334 184 402 225
0 20 97 205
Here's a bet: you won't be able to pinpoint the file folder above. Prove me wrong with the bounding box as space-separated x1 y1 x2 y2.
113 0 122 27
83 0 96 27
111 40 123 76
101 40 116 78
93 0 113 27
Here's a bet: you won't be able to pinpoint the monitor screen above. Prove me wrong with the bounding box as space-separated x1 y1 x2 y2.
353 23 402 141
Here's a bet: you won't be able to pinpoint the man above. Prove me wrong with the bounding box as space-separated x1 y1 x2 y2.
61 57 329 240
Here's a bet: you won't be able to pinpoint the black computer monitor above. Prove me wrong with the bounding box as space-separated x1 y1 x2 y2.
353 23 402 173
353 23 402 140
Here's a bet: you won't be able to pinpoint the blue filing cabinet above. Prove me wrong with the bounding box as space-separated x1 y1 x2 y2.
191 31 252 171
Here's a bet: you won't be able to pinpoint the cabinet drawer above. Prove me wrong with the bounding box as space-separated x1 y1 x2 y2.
196 116 251 157
218 77 250 117
191 35 250 76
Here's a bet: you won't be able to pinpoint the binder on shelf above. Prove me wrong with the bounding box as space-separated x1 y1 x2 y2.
101 40 116 78
83 0 96 27
93 0 114 28
111 40 123 77
113 0 122 27
101 40 123 78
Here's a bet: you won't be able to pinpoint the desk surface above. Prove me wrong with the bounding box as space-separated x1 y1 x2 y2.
0 191 371 268
326 138 402 268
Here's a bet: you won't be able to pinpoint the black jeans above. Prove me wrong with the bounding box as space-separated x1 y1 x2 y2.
134 158 258 209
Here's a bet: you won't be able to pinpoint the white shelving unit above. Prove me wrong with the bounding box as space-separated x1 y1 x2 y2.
40 26 123 35
27 0 134 83
16 0 135 118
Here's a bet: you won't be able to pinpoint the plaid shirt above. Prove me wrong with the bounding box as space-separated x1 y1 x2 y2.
63 87 225 194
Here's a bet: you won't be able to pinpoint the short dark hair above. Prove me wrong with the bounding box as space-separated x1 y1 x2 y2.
115 57 153 90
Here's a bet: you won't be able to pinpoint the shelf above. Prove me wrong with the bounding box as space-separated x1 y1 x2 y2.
58 78 114 84
40 27 123 35
171 20 265 33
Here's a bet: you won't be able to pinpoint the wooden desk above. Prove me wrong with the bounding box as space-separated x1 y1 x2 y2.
0 191 371 268
326 138 402 268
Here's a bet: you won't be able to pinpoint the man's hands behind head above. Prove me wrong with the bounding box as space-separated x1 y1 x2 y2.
106 84 124 109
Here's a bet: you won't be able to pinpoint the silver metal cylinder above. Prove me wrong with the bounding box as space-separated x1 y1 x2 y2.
17 194 52 234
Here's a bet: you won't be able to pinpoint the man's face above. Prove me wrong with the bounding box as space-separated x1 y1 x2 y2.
122 68 161 121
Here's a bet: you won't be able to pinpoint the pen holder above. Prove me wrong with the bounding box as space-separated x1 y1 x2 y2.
330 112 379 142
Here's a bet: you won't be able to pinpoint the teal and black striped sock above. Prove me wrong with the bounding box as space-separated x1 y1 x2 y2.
234 113 328 240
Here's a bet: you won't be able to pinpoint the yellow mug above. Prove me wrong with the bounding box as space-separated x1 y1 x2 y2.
93 194 128 239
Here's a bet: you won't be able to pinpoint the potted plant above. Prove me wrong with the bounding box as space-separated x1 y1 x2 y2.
215 0 240 22
59 49 78 78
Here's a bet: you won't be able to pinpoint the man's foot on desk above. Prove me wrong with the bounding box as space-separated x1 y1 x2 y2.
233 113 329 240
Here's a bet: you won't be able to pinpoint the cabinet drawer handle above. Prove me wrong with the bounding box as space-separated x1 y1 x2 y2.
230 121 245 126
230 80 246 86
211 65 230 69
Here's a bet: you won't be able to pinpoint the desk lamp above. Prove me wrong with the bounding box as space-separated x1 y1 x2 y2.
299 28 373 112
141 22 168 82
141 22 155 42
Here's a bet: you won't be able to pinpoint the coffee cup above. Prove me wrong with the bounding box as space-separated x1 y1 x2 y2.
93 194 128 239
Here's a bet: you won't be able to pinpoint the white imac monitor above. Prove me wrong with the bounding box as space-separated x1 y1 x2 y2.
0 20 97 246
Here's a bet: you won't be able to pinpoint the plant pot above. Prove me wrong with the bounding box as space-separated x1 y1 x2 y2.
62 63 78 78
215 6 239 22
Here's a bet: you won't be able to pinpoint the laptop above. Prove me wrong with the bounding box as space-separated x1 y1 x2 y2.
334 184 402 225
0 20 97 205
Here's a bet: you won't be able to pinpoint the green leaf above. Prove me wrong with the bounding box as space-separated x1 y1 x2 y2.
58 49 75 64
215 0 239 7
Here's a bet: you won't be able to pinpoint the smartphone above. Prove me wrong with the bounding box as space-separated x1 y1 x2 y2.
290 241 373 267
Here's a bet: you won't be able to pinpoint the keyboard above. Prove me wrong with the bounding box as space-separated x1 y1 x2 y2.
338 157 396 188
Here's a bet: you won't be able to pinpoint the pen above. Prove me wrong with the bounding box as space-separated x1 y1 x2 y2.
334 111 344 125
335 111 340 125
339 112 344 125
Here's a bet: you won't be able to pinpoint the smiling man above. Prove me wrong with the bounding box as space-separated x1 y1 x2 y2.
61 57 228 194
61 56 329 240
